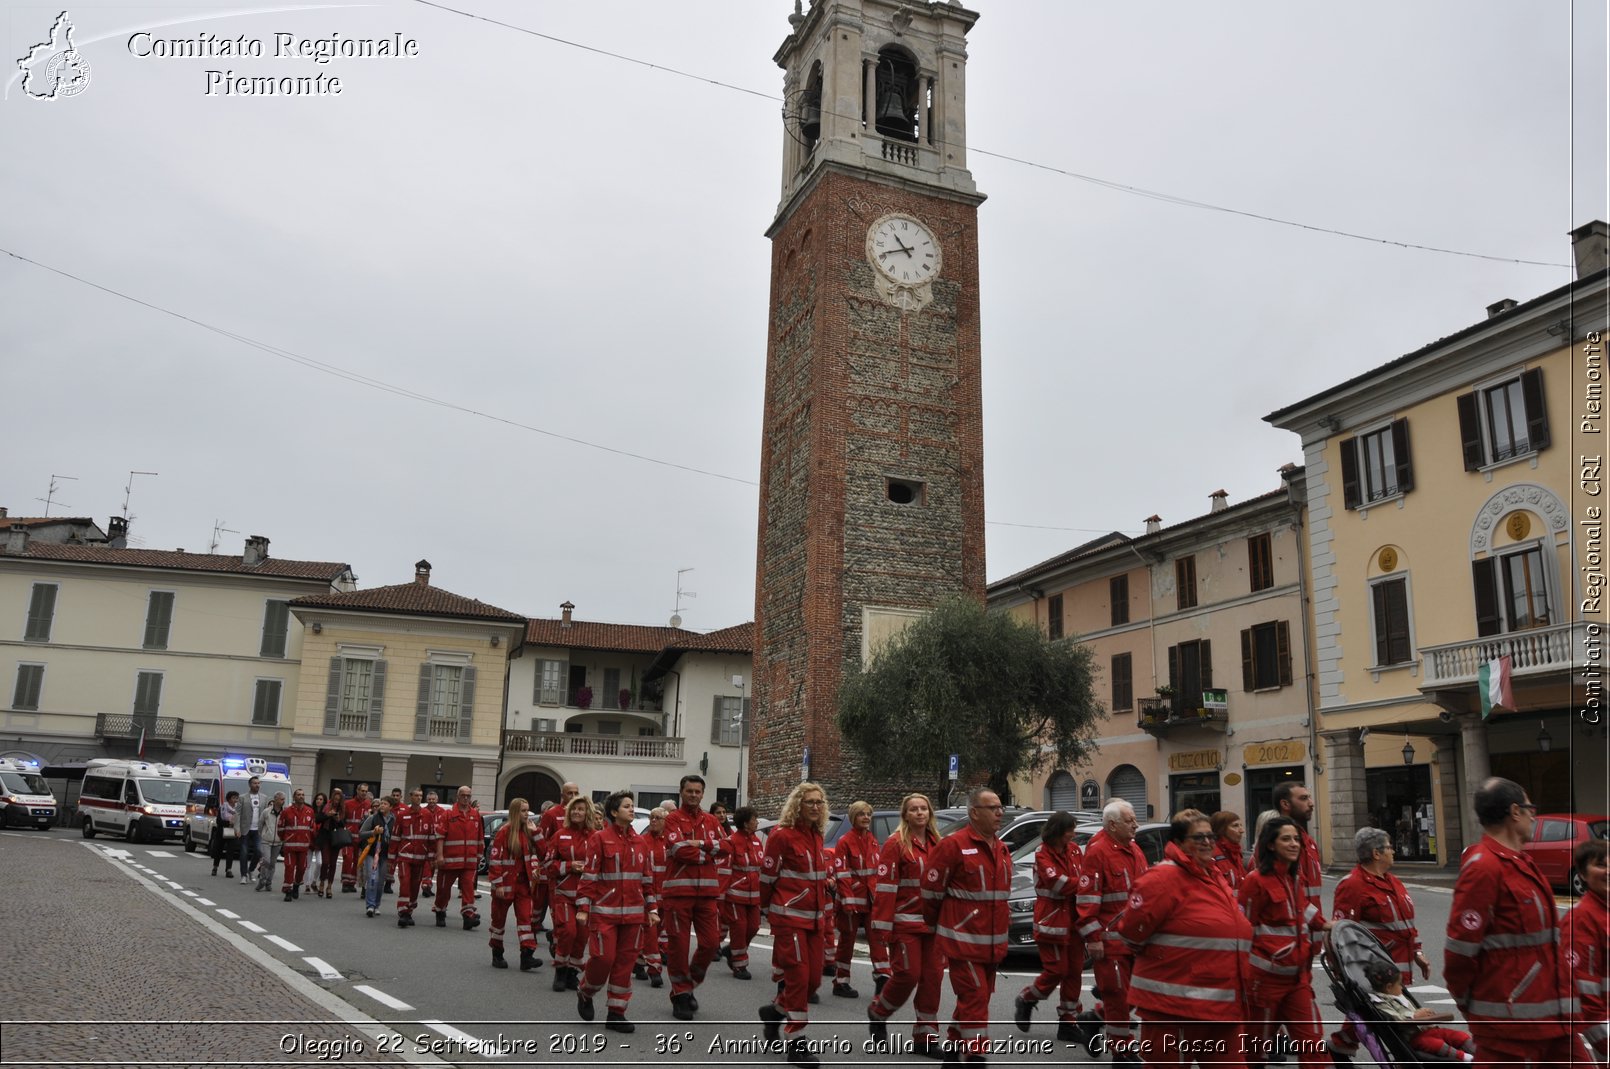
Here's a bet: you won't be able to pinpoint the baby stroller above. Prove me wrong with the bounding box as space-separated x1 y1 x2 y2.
1322 919 1464 1065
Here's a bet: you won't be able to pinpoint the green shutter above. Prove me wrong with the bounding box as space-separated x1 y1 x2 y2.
134 672 162 716
260 600 290 658
253 680 281 726
13 665 44 710
458 666 477 742
415 663 432 741
323 657 342 734
367 659 387 738
143 592 174 650
24 584 57 642
711 695 724 743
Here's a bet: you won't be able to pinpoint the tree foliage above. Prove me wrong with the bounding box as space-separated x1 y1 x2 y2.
837 596 1105 803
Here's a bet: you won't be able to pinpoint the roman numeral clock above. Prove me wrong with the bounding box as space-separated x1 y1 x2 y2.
866 212 942 312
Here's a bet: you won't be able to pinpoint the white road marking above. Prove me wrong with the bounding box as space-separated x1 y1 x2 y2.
238 920 266 933
354 985 414 1011
1409 985 1448 994
265 934 303 952
216 909 240 919
420 1021 506 1058
165 881 184 889
195 898 215 906
146 850 175 857
1425 998 1458 1005
180 890 198 897
304 956 342 980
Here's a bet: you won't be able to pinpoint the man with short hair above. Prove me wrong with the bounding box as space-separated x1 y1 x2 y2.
420 789 441 896
535 782 581 953
1445 777 1576 1067
278 788 315 901
1076 800 1149 1063
385 787 404 892
234 776 265 884
662 774 728 1021
340 783 371 893
1273 781 1325 953
433 785 483 930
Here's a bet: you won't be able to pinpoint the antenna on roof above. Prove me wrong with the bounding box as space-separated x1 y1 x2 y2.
209 520 239 554
670 567 697 627
122 471 158 523
35 474 77 516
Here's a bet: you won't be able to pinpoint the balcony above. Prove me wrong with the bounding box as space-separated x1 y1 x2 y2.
1420 621 1588 689
95 713 184 748
1137 695 1228 735
503 730 685 762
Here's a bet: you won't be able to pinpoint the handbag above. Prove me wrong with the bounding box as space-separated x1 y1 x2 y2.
331 827 353 849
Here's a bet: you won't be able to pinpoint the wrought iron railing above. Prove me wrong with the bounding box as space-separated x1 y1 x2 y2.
503 731 684 761
95 713 184 746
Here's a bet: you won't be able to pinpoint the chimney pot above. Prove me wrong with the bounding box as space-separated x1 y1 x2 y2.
1571 220 1609 280
414 559 432 585
1486 298 1518 319
561 600 575 628
0 507 8 518
4 527 28 555
1144 515 1162 535
1210 490 1229 513
242 535 270 567
107 516 129 549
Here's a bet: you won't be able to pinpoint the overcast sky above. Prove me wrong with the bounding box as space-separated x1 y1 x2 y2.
3 1 1605 633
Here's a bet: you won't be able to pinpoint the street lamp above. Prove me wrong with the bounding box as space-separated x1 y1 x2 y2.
1401 735 1415 765
1537 721 1552 752
732 674 746 808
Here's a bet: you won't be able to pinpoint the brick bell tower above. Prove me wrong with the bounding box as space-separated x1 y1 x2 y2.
750 0 986 813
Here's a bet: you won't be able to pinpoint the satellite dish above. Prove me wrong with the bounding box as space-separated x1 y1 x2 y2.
669 613 683 627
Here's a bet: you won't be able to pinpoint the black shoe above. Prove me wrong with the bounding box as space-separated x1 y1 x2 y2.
211 866 218 876
463 914 480 930
787 1038 820 1067
224 870 234 878
383 881 393 893
565 967 580 991
688 994 698 1012
822 963 838 978
1013 995 1035 1033
577 993 595 1022
1056 1020 1079 1043
553 967 569 993
491 948 508 969
732 966 752 980
435 910 446 927
292 886 300 899
342 885 356 893
832 982 859 999
649 971 663 989
874 974 888 997
758 1002 784 1042
867 1007 889 1045
916 1036 946 1061
808 990 819 1005
403 914 416 927
672 994 695 1022
605 1012 634 1034
397 916 408 927
520 948 542 971
284 891 295 902
719 945 732 962
634 964 648 980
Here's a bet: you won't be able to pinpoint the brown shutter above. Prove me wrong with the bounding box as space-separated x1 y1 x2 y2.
1456 391 1484 470
1200 639 1213 690
323 657 342 734
1521 368 1550 452
1240 628 1255 691
1166 644 1179 707
1373 585 1392 666
1472 559 1501 636
1276 620 1293 686
1338 436 1361 509
1390 419 1413 495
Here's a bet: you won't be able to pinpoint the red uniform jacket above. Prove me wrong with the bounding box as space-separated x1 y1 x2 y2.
393 803 434 863
1444 833 1574 1035
578 822 656 923
1564 886 1608 1057
921 824 1012 963
1239 861 1325 990
1296 827 1325 951
871 832 937 937
536 802 566 843
1032 840 1084 945
1116 842 1253 1022
725 829 763 907
435 804 482 870
662 805 727 899
1332 864 1420 974
760 823 831 932
488 825 539 893
1211 837 1246 891
1076 829 1149 957
833 827 879 914
545 825 591 900
643 828 669 896
277 802 315 851
341 796 370 836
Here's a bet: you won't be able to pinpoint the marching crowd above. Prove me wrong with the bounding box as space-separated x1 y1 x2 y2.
206 771 1606 1069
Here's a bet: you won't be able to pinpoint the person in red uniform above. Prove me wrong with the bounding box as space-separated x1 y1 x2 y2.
662 774 728 1021
820 842 839 979
576 790 658 1033
635 806 670 989
418 790 441 897
1077 799 1150 1062
921 787 1012 1064
487 797 542 972
533 781 581 948
1564 838 1608 1062
1239 816 1330 1068
390 788 434 928
1327 825 1426 1058
277 788 315 902
1444 777 1577 1068
831 801 879 999
1014 811 1087 1042
546 795 594 993
1210 811 1247 892
1272 782 1325 958
867 792 945 1058
722 806 763 981
757 781 832 1068
1115 808 1254 1068
340 782 372 892
431 785 482 930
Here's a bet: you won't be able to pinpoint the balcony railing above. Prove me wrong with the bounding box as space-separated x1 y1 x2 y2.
503 731 685 761
1138 696 1227 734
1421 621 1586 688
95 713 184 747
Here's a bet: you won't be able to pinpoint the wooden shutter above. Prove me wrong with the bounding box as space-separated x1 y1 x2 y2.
415 663 432 741
710 695 724 743
260 601 290 658
533 661 543 704
1240 629 1255 691
1338 436 1361 509
1111 575 1129 626
1387 419 1414 495
253 680 281 725
1275 621 1292 686
24 584 57 642
1521 368 1550 452
134 672 162 715
13 665 43 710
457 666 476 742
1456 391 1484 470
1472 559 1501 636
1373 585 1392 665
1199 640 1212 690
143 592 174 650
323 657 342 734
367 659 387 737
1111 653 1132 711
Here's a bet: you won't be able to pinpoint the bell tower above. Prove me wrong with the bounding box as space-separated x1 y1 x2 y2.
750 0 986 812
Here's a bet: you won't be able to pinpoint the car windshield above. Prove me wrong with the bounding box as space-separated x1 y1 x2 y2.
0 772 50 796
138 779 191 805
1590 821 1609 840
485 814 508 835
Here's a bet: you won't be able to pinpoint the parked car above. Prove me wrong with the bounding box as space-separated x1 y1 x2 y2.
1004 822 1170 955
934 806 1035 840
822 809 906 849
1523 813 1608 895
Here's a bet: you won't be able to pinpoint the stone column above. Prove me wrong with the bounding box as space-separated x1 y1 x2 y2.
1433 734 1464 864
1322 729 1368 870
863 58 877 137
922 75 934 145
380 754 410 796
471 760 499 810
1458 715 1490 848
290 751 319 795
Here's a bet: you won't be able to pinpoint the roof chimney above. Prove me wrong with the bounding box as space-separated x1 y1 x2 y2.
1572 220 1609 280
242 535 270 567
3 527 28 555
1486 298 1518 319
1144 515 1162 535
0 507 8 518
1210 489 1229 513
561 600 575 628
414 559 432 585
106 516 128 549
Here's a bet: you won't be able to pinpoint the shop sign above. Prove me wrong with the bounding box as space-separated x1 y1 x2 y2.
1168 749 1222 772
1244 740 1306 766
1223 773 1242 786
1203 688 1228 711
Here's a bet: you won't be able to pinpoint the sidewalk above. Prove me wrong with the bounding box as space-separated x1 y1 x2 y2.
0 832 423 1068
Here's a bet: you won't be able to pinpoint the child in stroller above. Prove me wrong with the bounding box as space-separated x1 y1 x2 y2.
1323 918 1473 1065
1363 959 1476 1063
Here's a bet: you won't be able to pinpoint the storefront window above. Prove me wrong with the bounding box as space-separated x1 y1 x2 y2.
1365 765 1435 862
1244 766 1304 823
1169 773 1220 818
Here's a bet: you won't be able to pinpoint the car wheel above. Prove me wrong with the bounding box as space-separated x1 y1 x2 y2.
1571 869 1586 897
126 821 141 843
184 831 198 853
82 818 97 838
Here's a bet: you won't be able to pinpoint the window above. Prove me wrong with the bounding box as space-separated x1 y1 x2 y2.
323 654 388 736
1167 639 1212 711
603 668 622 709
1473 545 1554 635
133 670 163 721
415 662 476 742
1047 594 1064 640
1240 621 1293 691
1457 368 1550 469
12 664 44 710
1340 420 1414 508
429 665 463 726
1370 578 1413 666
24 583 58 642
1248 534 1274 592
535 659 566 705
1111 652 1133 712
1175 557 1197 610
885 477 926 505
711 695 751 746
142 591 175 650
259 600 290 658
1110 575 1129 626
1536 819 1572 843
252 679 282 726
596 720 621 735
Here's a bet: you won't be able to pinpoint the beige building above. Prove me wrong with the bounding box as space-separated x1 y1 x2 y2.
1266 221 1607 866
989 477 1317 833
287 561 524 805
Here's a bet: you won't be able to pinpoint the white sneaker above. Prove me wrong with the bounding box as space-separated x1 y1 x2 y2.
241 875 249 884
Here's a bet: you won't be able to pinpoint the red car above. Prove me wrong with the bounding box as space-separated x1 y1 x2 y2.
1523 813 1608 895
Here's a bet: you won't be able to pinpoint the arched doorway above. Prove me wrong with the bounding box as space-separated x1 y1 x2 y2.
1046 771 1078 811
1106 764 1149 820
504 769 561 810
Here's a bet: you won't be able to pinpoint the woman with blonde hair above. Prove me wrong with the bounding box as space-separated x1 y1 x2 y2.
866 792 945 1058
758 782 832 1068
831 800 880 999
487 797 543 972
546 795 595 991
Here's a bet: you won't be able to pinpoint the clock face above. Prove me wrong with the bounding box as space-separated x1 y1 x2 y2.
867 214 941 286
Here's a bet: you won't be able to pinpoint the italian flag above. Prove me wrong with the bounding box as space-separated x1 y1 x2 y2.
1478 655 1514 719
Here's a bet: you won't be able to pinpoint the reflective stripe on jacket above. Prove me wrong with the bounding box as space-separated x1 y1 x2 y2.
392 804 435 862
1332 864 1420 971
725 830 764 905
435 805 481 869
643 829 669 895
277 803 315 850
833 827 879 913
1075 829 1149 955
1564 887 1609 1056
760 823 830 930
578 822 656 922
1033 840 1084 944
921 824 1011 963
871 831 937 936
488 825 538 893
545 825 591 898
662 806 726 898
1239 861 1324 985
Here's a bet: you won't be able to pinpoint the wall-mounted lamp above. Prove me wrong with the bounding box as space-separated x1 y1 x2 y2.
311 621 323 634
490 635 500 648
1400 735 1415 765
699 751 709 775
345 750 353 776
435 757 444 782
1537 721 1553 753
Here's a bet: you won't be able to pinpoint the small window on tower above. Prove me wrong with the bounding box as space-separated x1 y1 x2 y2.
885 478 926 505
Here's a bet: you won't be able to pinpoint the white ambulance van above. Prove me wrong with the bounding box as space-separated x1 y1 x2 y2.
77 759 192 842
0 757 58 829
183 756 295 853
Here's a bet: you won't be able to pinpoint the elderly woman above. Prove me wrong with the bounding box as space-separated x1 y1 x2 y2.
1210 811 1246 891
1114 809 1253 1067
1564 839 1608 1062
1332 826 1427 981
758 782 832 1069
1239 816 1330 1068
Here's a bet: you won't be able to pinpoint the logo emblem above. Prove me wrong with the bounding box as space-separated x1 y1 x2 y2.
1459 910 1482 931
1129 892 1144 909
18 11 90 100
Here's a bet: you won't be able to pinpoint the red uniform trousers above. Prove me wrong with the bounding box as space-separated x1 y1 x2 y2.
1248 977 1324 1068
550 895 584 971
721 900 761 973
281 846 309 892
420 855 434 892
1020 935 1085 1021
1472 1030 1578 1067
773 925 825 1038
488 883 535 951
835 908 873 981
947 957 999 1058
433 865 478 917
1135 1015 1249 1067
635 917 663 976
395 859 427 917
581 921 644 1016
661 896 719 996
1094 954 1137 1044
870 930 943 1040
340 844 360 889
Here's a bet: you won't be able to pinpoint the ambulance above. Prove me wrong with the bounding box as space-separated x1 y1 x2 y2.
183 756 296 853
0 757 58 829
77 759 193 842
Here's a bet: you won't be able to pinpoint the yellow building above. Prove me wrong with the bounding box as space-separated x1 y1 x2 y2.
1266 221 1607 866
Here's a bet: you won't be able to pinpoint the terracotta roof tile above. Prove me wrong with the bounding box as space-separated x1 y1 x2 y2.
525 618 697 653
0 516 95 529
661 621 753 653
2 542 352 583
292 582 525 623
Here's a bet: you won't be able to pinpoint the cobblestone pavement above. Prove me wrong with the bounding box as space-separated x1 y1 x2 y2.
0 830 440 1068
